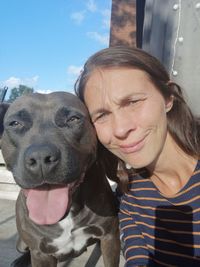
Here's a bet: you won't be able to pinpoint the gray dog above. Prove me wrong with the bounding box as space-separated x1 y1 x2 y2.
1 92 120 267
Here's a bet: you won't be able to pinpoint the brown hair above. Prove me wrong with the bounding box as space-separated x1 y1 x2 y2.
75 46 200 191
75 46 200 157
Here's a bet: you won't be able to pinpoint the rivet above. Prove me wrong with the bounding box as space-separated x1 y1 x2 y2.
196 2 200 9
172 70 178 76
178 36 184 42
173 4 179 10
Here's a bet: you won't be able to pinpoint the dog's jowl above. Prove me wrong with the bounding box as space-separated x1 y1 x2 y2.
1 92 120 267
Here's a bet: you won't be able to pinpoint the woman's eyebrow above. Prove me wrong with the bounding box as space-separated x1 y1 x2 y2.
90 93 147 118
114 92 147 105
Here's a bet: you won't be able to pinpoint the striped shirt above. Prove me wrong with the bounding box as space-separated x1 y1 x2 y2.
118 160 200 267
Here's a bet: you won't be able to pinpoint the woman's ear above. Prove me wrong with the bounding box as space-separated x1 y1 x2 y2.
165 95 174 113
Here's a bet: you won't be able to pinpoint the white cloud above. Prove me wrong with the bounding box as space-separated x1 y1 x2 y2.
67 65 83 76
71 2 110 32
1 77 21 88
35 89 53 94
65 88 75 94
0 75 39 89
25 75 39 86
66 65 83 93
86 0 97 12
101 9 111 28
70 11 85 25
87 31 109 45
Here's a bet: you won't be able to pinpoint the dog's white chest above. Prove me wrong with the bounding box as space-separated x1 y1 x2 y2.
51 213 94 257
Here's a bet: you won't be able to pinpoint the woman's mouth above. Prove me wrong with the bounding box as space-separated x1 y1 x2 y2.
119 135 147 154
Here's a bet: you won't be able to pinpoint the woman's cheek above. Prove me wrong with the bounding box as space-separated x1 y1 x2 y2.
95 123 111 145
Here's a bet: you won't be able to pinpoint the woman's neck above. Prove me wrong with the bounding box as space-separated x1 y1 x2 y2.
147 133 197 197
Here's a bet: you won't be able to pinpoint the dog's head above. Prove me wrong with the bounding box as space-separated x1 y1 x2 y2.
1 92 97 225
0 102 9 147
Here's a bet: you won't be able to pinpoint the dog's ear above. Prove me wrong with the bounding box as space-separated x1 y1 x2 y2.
97 142 129 193
0 103 10 141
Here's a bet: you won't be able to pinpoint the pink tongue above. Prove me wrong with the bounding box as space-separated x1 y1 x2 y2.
26 186 69 225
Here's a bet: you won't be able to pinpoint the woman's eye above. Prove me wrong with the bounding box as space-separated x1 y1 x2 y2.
128 99 146 108
93 113 108 123
130 99 140 105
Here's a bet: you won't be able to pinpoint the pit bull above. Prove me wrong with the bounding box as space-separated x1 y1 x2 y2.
1 92 120 267
0 102 9 147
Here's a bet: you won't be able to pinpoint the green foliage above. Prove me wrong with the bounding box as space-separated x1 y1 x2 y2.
8 85 34 102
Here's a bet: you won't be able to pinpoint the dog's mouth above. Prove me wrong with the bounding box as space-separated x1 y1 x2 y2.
23 174 85 225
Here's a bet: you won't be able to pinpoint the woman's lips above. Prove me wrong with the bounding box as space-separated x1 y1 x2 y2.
119 135 147 154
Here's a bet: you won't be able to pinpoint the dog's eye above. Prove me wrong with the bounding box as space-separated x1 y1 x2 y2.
67 116 80 123
55 109 83 128
9 121 22 127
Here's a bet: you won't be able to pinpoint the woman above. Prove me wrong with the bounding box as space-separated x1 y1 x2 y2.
75 46 200 266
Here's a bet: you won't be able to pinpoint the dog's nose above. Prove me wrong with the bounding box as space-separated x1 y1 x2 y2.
24 144 61 175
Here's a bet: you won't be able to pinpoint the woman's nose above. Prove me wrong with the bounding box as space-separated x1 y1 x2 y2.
111 112 136 139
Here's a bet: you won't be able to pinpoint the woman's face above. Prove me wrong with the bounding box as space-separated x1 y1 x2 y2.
84 68 173 169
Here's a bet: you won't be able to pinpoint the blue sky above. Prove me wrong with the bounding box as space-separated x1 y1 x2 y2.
0 0 112 96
